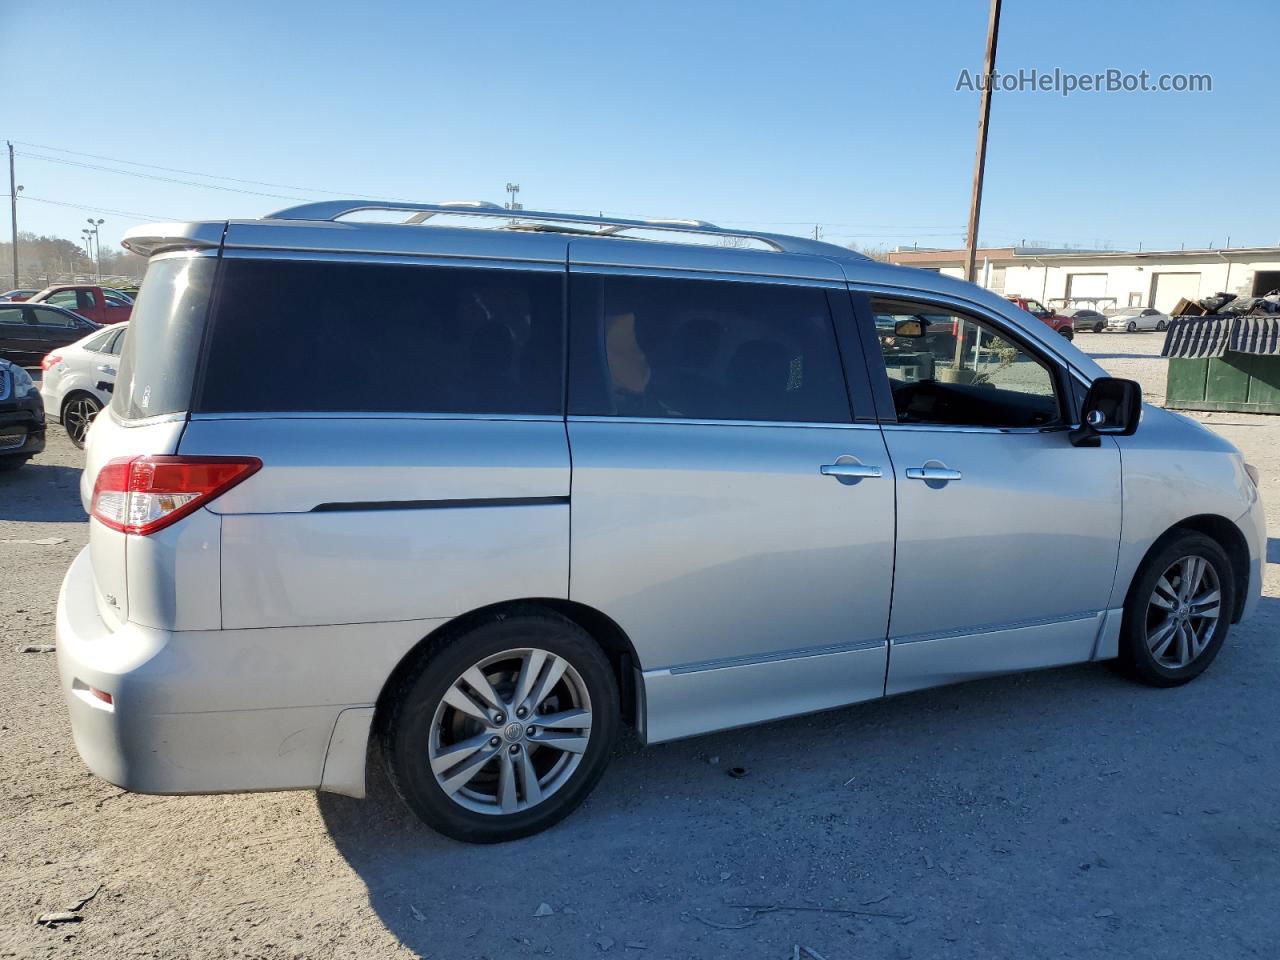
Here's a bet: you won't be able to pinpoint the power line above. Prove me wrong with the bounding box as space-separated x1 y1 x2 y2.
12 139 414 202
17 152 314 203
13 194 174 222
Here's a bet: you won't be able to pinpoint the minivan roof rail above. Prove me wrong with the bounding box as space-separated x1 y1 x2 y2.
264 200 866 260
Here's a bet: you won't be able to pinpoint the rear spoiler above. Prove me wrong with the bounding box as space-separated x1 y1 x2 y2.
121 222 227 258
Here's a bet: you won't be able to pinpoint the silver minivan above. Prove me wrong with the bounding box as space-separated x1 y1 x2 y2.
56 202 1265 842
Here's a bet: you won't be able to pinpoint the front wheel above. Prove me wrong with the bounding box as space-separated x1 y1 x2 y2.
381 610 619 842
1127 321 1137 333
1117 532 1234 687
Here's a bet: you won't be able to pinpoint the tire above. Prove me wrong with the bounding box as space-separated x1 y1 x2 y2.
1093 322 1105 333
381 609 619 843
1116 532 1234 687
1156 319 1167 331
1059 327 1074 341
1126 321 1137 333
62 393 102 449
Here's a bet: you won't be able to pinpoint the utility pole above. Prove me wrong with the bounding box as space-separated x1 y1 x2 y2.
963 0 1002 284
8 142 17 289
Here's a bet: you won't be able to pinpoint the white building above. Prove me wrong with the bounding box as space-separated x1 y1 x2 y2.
887 246 1280 314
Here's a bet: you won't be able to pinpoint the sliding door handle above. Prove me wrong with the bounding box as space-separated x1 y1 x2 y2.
820 457 883 485
905 464 963 482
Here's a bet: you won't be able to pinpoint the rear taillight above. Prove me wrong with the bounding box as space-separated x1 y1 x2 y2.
41 353 61 371
91 456 262 535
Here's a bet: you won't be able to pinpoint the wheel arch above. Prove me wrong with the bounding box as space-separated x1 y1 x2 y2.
1127 515 1250 622
60 387 103 416
372 598 643 740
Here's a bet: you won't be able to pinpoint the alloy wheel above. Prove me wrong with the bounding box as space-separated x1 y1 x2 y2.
428 648 592 815
64 397 101 446
1145 555 1221 669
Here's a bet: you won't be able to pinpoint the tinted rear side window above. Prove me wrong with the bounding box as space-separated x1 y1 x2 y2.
112 257 215 420
569 273 851 423
197 259 564 415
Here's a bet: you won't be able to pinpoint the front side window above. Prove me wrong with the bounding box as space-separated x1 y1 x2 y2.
197 259 563 415
569 274 851 423
872 298 1060 429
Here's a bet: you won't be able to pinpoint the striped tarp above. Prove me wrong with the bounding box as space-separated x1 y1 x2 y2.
1229 316 1280 356
1161 316 1232 358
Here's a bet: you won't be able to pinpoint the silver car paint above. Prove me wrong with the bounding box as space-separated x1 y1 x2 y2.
55 216 1265 801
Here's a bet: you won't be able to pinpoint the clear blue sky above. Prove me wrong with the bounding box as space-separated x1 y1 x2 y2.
3 0 1277 255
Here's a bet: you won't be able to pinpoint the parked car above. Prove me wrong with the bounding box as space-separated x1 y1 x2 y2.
1063 307 1108 334
0 356 46 470
27 284 132 325
1107 307 1169 332
0 302 100 367
40 323 127 447
56 203 1264 843
1005 296 1074 339
0 289 38 302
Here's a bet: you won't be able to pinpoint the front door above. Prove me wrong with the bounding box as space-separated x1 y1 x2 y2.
566 265 896 742
861 293 1123 695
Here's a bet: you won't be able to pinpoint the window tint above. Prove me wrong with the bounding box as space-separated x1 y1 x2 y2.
197 259 563 415
872 298 1060 429
113 257 216 420
569 274 850 423
0 306 24 326
32 307 80 328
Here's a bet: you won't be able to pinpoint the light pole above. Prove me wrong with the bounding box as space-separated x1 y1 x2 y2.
86 218 103 281
81 229 94 278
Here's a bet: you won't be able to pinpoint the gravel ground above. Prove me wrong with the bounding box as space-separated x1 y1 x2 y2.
3 335 1279 960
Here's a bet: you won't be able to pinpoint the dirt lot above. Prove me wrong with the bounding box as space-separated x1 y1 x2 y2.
3 332 1279 959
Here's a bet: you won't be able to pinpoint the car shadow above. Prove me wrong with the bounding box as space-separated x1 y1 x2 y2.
0 463 86 522
316 604 1280 959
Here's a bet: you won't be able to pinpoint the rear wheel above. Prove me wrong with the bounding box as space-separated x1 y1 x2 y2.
62 393 102 448
381 610 619 842
1156 319 1168 331
1058 327 1074 341
1117 532 1234 687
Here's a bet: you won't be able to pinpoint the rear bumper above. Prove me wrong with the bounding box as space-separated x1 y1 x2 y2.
55 547 382 797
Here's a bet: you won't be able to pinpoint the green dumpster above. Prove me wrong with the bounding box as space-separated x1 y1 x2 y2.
1162 316 1280 414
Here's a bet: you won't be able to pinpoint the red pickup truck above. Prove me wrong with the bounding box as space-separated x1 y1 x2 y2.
1005 296 1074 340
27 285 132 326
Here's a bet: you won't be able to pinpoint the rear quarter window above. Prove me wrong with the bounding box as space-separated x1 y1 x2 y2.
196 259 564 415
112 257 215 420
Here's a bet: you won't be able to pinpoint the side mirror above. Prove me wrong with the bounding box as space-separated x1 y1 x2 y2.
894 318 928 338
1070 376 1142 447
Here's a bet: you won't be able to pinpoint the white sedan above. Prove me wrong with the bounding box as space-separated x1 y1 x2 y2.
39 323 127 447
1106 307 1169 332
